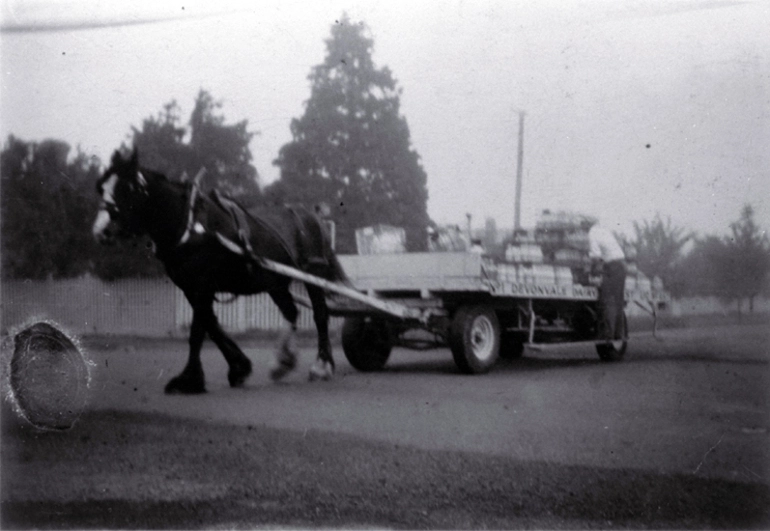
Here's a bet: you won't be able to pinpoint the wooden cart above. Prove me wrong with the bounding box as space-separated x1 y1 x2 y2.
257 252 668 374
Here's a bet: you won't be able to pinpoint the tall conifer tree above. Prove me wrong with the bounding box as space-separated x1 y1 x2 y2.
271 15 429 253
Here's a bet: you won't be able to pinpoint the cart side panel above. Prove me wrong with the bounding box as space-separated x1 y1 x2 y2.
338 252 485 292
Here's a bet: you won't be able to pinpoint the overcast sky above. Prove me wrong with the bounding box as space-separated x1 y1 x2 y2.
1 0 768 238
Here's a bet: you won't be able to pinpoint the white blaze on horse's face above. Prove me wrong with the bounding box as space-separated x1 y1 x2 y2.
92 210 111 240
92 173 119 241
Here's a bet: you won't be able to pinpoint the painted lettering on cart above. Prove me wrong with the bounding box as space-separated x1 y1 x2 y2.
488 281 597 299
572 285 598 298
486 280 664 303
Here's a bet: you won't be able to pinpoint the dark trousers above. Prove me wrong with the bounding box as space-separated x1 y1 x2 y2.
599 260 626 340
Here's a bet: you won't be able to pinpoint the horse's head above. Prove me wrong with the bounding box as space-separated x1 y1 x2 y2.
92 148 150 244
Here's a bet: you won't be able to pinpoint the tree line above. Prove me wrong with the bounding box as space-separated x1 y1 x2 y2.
627 207 769 312
2 15 768 310
2 15 429 280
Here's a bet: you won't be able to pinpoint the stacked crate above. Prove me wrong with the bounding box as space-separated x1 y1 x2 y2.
495 223 578 285
518 264 557 284
553 265 574 285
490 263 559 285
534 210 592 283
427 225 469 252
356 225 406 255
493 263 520 283
505 243 544 263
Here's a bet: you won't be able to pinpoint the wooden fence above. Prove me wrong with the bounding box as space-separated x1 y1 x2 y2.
1 276 340 337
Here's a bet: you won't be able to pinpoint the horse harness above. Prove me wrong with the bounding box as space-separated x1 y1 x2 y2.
175 173 320 273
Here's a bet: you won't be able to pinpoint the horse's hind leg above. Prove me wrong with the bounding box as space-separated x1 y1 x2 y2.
268 286 299 381
307 285 334 382
205 308 252 388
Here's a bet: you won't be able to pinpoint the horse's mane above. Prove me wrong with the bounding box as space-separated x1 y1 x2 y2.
140 166 184 189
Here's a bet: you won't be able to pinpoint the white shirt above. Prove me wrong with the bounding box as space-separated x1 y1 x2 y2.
588 225 625 262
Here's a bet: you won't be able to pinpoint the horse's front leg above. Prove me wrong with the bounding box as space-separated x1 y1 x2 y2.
205 308 252 388
307 285 334 382
165 297 210 394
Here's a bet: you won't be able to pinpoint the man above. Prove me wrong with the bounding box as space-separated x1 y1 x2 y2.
582 217 626 341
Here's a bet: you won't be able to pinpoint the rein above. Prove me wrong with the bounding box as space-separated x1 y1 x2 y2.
172 168 300 268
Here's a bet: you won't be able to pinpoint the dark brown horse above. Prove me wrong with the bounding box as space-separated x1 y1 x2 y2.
92 148 348 393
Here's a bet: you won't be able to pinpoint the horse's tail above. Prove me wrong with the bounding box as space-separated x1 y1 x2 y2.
290 204 352 287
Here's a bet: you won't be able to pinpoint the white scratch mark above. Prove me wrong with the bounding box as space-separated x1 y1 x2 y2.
693 435 724 474
743 465 762 480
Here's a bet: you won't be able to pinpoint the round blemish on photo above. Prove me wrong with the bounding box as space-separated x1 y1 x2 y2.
5 321 91 430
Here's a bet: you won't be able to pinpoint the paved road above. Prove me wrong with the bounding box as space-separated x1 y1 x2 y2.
4 321 769 528
87 323 769 484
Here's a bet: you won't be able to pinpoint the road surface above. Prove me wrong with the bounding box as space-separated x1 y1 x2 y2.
2 322 769 528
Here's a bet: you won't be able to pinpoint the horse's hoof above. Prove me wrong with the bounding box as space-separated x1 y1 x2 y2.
164 376 206 395
308 361 334 382
269 359 296 381
270 344 297 381
228 360 252 388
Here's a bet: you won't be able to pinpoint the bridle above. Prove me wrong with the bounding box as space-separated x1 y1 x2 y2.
97 169 150 233
100 199 120 218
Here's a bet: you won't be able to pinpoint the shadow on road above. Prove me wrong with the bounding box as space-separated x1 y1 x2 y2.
383 355 602 375
382 347 767 376
378 322 769 376
626 354 769 366
3 409 768 530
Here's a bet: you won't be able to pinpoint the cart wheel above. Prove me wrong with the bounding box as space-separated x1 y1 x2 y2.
499 332 525 359
341 316 393 372
596 312 629 362
449 306 500 374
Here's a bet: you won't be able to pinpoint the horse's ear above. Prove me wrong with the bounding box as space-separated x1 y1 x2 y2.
129 147 139 167
111 150 123 165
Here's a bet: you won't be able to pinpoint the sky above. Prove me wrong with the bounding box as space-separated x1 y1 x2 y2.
1 0 768 239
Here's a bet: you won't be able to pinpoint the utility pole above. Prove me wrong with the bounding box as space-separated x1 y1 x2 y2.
466 213 472 241
514 110 525 231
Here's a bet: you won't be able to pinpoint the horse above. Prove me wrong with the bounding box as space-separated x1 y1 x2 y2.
92 148 348 393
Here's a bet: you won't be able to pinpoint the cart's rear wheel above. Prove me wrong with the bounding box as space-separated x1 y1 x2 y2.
341 316 393 372
596 312 628 362
449 306 500 374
